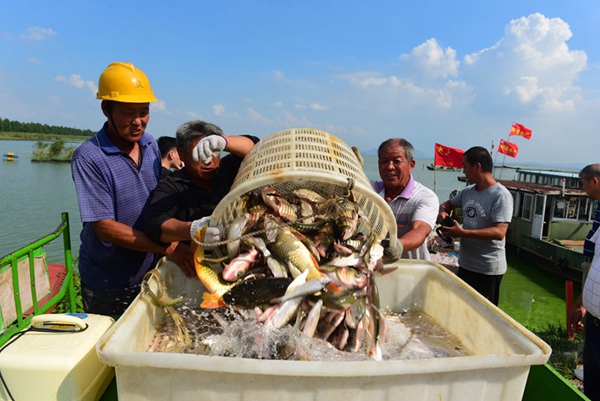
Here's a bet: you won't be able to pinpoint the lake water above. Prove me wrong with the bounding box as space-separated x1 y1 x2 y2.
0 139 571 329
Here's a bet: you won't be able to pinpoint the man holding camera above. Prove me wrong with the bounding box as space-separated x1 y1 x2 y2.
437 146 513 306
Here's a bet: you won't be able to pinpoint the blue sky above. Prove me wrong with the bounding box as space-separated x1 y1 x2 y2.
1 1 599 167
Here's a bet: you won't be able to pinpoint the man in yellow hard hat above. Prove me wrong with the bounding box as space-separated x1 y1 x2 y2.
71 62 190 315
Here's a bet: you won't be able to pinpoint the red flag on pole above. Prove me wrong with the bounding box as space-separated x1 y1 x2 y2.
509 122 532 139
498 138 519 158
434 143 465 167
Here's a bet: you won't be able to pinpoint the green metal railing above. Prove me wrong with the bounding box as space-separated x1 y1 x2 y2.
0 212 76 348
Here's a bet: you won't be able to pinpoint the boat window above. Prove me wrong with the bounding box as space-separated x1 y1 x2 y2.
534 194 545 216
521 194 533 221
553 197 579 220
510 191 520 217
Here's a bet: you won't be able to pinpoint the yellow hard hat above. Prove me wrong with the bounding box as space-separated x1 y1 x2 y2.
96 62 157 103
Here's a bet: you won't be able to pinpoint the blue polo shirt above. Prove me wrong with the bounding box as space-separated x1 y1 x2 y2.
71 122 161 290
584 200 600 260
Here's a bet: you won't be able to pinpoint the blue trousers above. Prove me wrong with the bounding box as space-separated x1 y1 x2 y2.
81 282 139 316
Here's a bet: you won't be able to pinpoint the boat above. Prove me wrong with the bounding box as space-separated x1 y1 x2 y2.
3 152 18 161
426 163 461 171
458 167 594 283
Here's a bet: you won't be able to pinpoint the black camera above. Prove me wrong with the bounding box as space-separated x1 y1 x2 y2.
436 216 455 243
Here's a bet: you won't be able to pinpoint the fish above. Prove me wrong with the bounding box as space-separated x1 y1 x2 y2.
222 277 291 308
243 236 288 278
264 216 322 280
226 213 251 259
301 299 323 337
193 226 235 309
292 188 326 204
261 186 298 221
271 276 331 304
266 270 309 329
221 246 261 282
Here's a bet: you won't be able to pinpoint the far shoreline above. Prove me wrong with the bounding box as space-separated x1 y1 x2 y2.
0 133 90 142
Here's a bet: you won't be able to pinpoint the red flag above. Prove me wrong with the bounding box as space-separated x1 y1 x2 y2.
434 143 465 167
509 122 532 139
498 138 519 158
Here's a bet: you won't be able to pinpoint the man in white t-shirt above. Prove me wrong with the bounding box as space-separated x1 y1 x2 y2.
567 163 600 401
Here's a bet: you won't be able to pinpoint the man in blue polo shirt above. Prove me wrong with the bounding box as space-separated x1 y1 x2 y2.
71 62 189 315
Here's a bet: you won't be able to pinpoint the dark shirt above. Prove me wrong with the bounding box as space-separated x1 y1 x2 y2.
144 136 259 244
161 166 172 178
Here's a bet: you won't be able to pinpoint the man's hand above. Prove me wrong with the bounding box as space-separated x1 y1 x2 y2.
165 241 195 278
381 238 404 264
192 135 227 164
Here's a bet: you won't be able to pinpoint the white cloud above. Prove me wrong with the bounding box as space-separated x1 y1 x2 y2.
151 99 166 112
273 70 285 79
27 58 41 64
212 104 226 116
54 74 97 96
20 27 57 41
309 103 328 111
294 104 306 110
408 38 460 79
187 111 203 119
464 13 587 111
246 107 268 123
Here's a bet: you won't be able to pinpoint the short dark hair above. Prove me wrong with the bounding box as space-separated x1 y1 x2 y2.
580 164 600 181
377 138 415 161
464 146 493 172
176 120 224 153
157 136 177 158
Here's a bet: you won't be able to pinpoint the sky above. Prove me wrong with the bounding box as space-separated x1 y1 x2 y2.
1 1 599 167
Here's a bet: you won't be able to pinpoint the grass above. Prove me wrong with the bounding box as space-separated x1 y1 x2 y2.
54 268 85 314
529 323 583 380
0 131 90 141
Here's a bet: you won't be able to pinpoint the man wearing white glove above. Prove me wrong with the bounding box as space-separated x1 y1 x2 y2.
144 120 259 277
192 134 227 165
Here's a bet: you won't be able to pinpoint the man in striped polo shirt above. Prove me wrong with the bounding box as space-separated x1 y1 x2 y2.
371 138 439 261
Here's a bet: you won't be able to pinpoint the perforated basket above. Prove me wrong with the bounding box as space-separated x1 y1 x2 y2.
212 128 397 246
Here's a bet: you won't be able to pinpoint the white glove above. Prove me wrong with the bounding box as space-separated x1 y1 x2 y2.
381 238 404 264
190 216 221 243
192 135 227 165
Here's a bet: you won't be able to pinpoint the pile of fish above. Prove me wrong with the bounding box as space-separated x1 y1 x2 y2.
191 180 390 360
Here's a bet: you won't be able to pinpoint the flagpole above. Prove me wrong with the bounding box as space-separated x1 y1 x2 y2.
499 153 507 180
493 140 499 178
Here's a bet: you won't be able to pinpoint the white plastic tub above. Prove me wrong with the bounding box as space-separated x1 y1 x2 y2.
97 259 551 401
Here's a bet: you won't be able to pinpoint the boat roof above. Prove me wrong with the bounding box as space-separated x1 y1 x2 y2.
515 168 580 179
498 179 589 196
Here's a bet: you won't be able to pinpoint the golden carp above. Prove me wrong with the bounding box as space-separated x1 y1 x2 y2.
193 226 235 309
264 216 322 280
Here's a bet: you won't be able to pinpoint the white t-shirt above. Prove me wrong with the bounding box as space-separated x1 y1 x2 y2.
583 229 600 319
